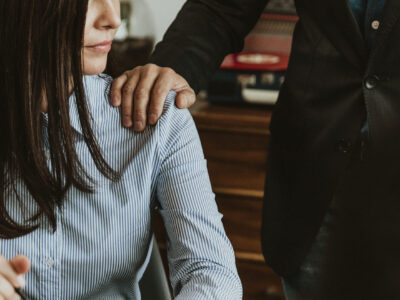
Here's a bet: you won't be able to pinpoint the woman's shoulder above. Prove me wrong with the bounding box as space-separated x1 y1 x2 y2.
156 91 200 160
83 73 179 120
158 88 196 123
82 73 195 139
157 90 196 136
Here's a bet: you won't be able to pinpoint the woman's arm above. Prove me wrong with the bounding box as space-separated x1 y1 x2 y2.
155 92 242 299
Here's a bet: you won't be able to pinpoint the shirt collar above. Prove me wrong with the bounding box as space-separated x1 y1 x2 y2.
68 92 84 135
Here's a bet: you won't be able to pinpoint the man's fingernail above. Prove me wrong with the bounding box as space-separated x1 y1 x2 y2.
17 275 25 288
181 97 188 107
149 114 157 124
134 121 143 131
112 96 119 106
123 117 132 127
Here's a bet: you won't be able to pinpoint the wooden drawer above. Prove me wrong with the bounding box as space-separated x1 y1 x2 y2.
207 158 267 193
199 130 270 165
198 127 269 193
216 193 263 255
190 98 272 136
237 259 284 300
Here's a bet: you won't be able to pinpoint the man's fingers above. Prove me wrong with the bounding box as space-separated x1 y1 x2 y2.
110 72 129 107
116 63 196 130
133 65 160 131
148 70 176 125
120 69 141 127
175 88 196 109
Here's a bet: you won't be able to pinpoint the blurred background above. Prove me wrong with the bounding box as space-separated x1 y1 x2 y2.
106 0 186 77
144 0 185 44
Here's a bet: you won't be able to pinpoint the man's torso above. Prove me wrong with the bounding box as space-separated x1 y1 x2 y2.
263 0 400 277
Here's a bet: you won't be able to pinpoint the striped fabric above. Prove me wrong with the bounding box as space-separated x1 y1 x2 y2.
1 75 242 299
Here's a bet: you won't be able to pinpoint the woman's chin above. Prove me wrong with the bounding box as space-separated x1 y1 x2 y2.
82 59 107 75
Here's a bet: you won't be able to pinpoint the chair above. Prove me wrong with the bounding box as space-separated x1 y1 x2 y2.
139 237 172 300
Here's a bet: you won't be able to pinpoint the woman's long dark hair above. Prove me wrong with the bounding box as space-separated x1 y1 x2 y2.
0 1 118 239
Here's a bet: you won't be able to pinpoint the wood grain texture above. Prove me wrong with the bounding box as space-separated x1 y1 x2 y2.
216 193 264 255
190 96 272 135
237 259 285 300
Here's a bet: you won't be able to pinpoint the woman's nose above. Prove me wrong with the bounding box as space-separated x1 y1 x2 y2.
97 0 122 30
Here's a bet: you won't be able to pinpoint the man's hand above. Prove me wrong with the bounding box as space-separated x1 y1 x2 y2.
111 64 196 131
0 255 30 300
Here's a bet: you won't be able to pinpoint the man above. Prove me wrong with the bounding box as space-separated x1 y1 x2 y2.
112 0 400 298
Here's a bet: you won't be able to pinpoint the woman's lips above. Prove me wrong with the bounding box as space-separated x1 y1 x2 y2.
86 41 112 53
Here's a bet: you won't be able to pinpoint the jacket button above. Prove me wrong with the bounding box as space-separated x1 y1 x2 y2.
337 139 352 154
364 75 379 89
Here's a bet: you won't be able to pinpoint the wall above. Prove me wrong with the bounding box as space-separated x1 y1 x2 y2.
143 0 186 44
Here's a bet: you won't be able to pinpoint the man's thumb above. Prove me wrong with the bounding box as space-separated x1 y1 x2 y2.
175 88 196 109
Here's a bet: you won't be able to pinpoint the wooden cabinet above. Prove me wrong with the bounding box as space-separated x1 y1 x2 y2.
154 97 284 299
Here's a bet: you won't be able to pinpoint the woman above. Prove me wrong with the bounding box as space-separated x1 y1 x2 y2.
0 1 242 299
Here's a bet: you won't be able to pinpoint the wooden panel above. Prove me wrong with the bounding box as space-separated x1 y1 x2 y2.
199 129 269 192
208 159 267 192
154 211 167 244
216 193 264 255
199 130 270 164
191 97 272 135
192 99 271 193
237 259 285 300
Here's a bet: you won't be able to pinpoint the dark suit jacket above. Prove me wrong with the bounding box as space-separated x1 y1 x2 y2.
150 0 400 277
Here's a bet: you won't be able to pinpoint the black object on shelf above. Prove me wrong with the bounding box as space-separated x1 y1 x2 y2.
264 0 297 15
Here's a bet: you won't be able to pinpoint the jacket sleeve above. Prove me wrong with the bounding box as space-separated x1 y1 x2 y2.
148 0 270 93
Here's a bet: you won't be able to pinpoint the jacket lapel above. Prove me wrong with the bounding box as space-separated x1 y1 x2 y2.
368 0 400 63
314 0 367 70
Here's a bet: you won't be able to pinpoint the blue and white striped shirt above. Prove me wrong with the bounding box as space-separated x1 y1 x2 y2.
1 75 242 299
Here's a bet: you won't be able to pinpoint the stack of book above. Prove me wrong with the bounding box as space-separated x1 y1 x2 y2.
207 1 298 105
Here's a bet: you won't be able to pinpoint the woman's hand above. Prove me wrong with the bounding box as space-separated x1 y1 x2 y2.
0 255 30 300
110 64 196 131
